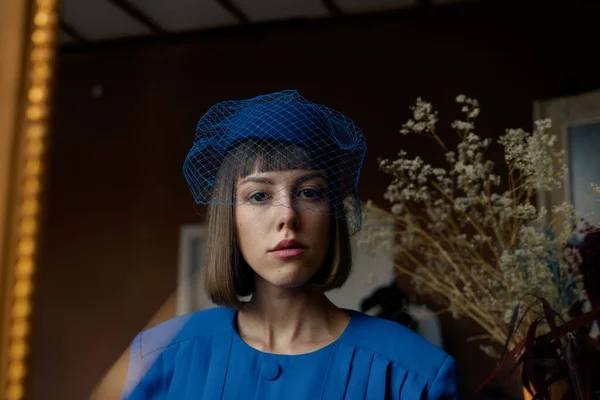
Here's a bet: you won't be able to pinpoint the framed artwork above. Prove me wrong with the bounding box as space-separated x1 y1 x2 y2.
176 224 214 316
534 89 600 237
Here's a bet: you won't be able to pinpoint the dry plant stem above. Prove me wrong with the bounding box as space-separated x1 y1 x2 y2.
394 207 501 286
430 307 452 317
396 248 461 295
443 216 502 280
396 264 507 344
397 252 510 344
466 334 494 342
513 185 534 212
397 213 500 295
466 308 506 343
406 224 472 289
396 244 506 342
430 131 449 153
442 248 499 299
464 305 506 343
484 183 509 251
508 166 520 245
483 182 500 236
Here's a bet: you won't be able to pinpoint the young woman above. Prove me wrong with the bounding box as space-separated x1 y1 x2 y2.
121 90 458 399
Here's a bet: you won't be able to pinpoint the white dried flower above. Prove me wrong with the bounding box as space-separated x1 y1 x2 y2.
400 97 438 136
498 119 567 191
469 108 480 119
514 203 537 220
391 203 404 215
536 206 548 221
445 151 456 164
451 120 474 131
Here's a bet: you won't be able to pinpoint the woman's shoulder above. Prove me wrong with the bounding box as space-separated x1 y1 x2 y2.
134 306 235 358
344 310 453 381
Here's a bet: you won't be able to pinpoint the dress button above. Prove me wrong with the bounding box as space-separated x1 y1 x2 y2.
261 361 281 381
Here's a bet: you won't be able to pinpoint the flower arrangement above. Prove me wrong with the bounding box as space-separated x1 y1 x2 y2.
356 95 600 360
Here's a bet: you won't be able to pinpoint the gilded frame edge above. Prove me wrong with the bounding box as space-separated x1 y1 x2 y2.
0 0 59 398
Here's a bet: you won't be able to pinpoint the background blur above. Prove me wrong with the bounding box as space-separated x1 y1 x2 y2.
26 0 600 399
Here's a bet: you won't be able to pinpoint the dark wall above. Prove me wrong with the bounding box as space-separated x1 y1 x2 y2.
31 1 600 399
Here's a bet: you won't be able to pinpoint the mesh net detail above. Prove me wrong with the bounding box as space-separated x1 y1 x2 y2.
183 89 367 235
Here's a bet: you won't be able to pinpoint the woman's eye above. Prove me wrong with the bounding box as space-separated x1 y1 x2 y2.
249 192 270 203
298 188 326 200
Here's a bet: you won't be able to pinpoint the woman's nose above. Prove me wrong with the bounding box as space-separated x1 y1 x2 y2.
275 192 299 231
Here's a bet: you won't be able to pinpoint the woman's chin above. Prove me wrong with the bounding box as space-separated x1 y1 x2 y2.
263 271 316 290
250 261 322 291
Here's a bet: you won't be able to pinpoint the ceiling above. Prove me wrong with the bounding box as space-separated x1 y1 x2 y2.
58 0 463 45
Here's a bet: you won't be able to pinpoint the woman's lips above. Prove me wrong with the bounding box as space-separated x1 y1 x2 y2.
269 248 306 258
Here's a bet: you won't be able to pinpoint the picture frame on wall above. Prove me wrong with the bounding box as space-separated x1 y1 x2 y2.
176 224 214 316
534 89 600 237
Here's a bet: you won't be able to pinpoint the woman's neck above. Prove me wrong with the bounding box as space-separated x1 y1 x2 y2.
236 282 349 355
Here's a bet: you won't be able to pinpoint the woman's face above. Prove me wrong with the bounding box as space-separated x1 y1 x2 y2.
234 169 331 290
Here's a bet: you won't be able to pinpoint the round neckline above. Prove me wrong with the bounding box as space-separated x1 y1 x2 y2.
230 308 355 358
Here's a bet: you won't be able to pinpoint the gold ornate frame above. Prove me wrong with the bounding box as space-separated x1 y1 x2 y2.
0 0 59 398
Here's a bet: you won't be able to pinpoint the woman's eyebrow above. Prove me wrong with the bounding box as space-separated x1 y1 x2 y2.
294 172 327 184
238 172 327 187
238 176 274 186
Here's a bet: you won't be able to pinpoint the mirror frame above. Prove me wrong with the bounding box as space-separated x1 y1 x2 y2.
0 0 59 398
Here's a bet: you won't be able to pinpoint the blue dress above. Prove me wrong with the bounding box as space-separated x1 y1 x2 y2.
121 307 458 399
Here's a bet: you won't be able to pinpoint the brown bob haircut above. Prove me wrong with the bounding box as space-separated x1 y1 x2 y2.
202 139 353 309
